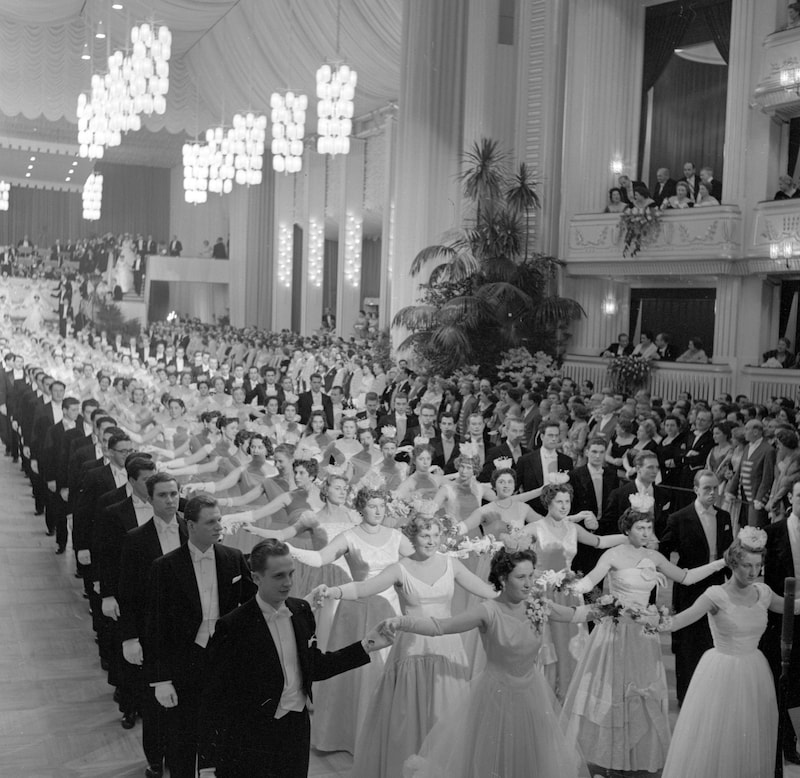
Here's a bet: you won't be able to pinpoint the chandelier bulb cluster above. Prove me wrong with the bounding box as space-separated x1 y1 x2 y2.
82 173 103 220
0 181 9 212
183 142 210 204
316 63 356 156
270 91 307 174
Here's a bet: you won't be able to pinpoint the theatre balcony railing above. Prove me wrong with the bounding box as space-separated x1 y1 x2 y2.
565 207 743 276
739 365 800 405
748 200 800 271
560 355 734 402
753 25 800 121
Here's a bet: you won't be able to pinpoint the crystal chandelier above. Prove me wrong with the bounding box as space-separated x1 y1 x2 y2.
182 142 210 204
0 181 9 211
316 64 356 155
204 127 235 195
129 23 171 116
231 112 267 186
82 173 103 220
270 91 306 173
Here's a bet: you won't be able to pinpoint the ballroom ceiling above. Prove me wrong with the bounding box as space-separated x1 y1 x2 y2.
0 0 402 189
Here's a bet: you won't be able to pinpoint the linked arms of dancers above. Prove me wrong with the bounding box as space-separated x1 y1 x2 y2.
269 531 415 568
456 503 601 539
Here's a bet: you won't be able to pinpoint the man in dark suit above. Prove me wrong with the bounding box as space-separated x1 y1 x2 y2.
355 392 382 431
725 418 775 528
432 412 461 474
478 416 530 482
617 174 646 206
600 333 634 358
515 420 573 513
296 373 333 429
197 538 390 778
168 235 183 256
31 379 65 534
377 392 418 447
146 494 255 778
679 161 700 199
699 166 722 201
604 450 671 537
568 436 619 574
660 470 733 704
763 479 800 764
212 237 228 259
119 472 188 777
651 167 677 207
680 408 714 488
654 332 677 362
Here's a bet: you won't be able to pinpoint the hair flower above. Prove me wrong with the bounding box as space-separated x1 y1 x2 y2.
737 526 767 552
629 493 655 513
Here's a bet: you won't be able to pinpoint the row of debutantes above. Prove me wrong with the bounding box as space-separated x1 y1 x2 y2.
3 293 800 775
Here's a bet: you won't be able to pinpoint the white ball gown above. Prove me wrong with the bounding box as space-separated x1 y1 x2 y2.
352 556 471 778
403 599 588 778
662 583 777 778
560 554 671 773
114 241 136 294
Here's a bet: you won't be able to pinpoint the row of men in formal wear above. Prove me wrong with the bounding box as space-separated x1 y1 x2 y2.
616 162 723 208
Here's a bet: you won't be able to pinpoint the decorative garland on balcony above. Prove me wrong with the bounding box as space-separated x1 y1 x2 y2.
607 354 651 395
619 208 662 258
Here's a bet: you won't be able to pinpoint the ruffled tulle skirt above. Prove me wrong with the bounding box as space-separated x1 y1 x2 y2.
403 663 587 778
560 618 671 772
311 591 400 753
662 648 777 778
352 633 471 778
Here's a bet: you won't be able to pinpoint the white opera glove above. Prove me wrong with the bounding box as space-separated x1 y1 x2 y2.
60 488 69 502
570 577 594 595
455 521 468 536
0 403 6 415
122 638 144 666
380 615 442 638
571 604 595 623
198 771 217 777
30 459 38 474
681 557 726 586
289 546 325 567
77 549 91 565
154 682 178 708
102 596 120 620
47 480 56 492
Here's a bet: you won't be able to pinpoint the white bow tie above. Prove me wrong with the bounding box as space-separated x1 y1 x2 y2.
265 606 292 624
192 547 214 561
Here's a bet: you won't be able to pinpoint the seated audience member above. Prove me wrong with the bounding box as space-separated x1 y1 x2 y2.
699 166 722 202
654 332 676 361
617 174 645 206
627 185 655 213
198 240 212 258
663 180 694 210
679 161 700 199
762 337 795 368
787 1 800 29
774 174 800 200
651 167 677 208
676 337 709 363
694 180 720 207
600 333 633 358
631 331 659 361
604 187 627 213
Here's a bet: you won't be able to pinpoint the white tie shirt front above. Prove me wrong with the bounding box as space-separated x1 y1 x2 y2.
188 542 220 648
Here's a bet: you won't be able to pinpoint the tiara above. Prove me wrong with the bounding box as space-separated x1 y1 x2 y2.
380 425 397 439
411 497 439 518
342 408 358 419
738 526 767 552
326 463 348 476
629 493 655 513
493 456 513 470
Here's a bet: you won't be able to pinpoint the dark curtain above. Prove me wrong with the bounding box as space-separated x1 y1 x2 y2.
291 224 302 333
702 2 731 63
630 289 716 357
360 237 382 304
643 5 695 92
646 55 727 189
323 239 338 313
790 118 800 178
0 162 170 249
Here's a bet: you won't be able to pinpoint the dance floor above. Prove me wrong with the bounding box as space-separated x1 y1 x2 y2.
0 452 797 777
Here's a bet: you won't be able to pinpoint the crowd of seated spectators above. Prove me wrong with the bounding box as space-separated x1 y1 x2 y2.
601 331 708 363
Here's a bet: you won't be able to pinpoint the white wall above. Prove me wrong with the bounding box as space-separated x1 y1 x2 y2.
168 165 229 257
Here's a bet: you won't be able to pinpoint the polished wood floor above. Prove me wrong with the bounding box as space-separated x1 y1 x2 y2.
0 457 353 778
1 452 796 777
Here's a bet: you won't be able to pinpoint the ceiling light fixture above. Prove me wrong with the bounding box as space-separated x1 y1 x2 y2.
0 181 9 211
271 91 306 174
82 172 103 220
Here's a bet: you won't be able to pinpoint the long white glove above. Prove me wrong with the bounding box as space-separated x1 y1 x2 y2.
682 557 726 586
289 546 325 567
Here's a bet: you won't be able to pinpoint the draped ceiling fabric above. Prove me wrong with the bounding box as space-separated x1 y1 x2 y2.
0 0 402 138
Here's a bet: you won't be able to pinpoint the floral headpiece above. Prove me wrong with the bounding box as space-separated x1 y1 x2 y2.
545 471 570 486
381 425 397 439
493 456 513 470
628 493 655 513
356 418 372 430
358 469 386 490
459 441 480 460
410 497 439 518
342 408 358 419
326 463 348 477
738 526 767 552
413 435 430 446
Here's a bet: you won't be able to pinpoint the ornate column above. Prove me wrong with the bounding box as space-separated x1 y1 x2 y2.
271 171 295 331
301 152 326 336
378 118 396 329
559 0 645 247
335 141 366 339
390 0 469 345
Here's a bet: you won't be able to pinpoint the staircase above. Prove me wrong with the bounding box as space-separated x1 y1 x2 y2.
117 290 146 326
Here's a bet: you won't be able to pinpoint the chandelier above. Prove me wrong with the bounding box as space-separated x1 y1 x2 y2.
231 112 266 186
271 91 306 173
0 181 9 211
129 23 171 116
182 142 210 204
204 127 235 195
82 173 103 220
316 63 356 155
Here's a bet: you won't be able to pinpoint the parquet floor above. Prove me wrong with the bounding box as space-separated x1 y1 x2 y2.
1 451 797 777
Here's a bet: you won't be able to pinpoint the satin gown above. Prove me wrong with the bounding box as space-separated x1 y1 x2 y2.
662 583 777 778
404 600 587 778
561 554 671 772
311 528 403 754
352 556 471 778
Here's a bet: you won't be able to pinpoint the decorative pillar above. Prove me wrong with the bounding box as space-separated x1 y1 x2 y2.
560 0 645 247
713 277 743 367
335 141 366 339
565 277 630 357
301 152 326 335
390 0 469 345
378 118 396 330
271 171 294 331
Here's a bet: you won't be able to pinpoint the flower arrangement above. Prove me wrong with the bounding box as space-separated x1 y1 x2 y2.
585 593 672 636
496 347 560 384
738 526 767 551
607 354 650 395
535 568 582 593
619 208 662 258
445 533 504 559
525 592 552 633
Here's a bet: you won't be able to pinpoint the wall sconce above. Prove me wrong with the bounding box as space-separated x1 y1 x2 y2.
601 295 618 315
610 159 624 176
780 65 800 95
771 239 794 268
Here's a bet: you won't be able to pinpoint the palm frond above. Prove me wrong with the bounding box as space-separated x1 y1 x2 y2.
427 252 481 285
476 281 534 311
505 163 541 215
395 331 434 353
529 296 586 327
438 295 493 329
391 304 439 331
429 325 474 363
410 244 459 276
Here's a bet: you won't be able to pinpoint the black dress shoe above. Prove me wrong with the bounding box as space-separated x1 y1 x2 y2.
55 545 65 555
784 749 800 765
112 688 121 704
120 712 136 729
45 529 55 536
144 765 163 778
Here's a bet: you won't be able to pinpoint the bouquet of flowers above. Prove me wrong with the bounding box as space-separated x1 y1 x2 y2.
586 594 672 636
496 347 560 384
525 591 552 633
619 208 662 258
446 533 504 559
607 354 650 395
435 513 462 552
535 568 582 593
